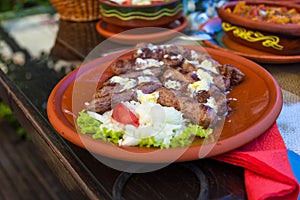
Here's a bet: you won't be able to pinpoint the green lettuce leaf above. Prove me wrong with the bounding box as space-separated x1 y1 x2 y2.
138 136 162 148
77 110 102 134
93 126 124 144
168 124 213 148
77 110 124 144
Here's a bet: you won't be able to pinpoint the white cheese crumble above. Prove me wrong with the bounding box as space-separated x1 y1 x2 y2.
188 68 214 96
138 76 152 84
188 80 210 96
199 60 218 74
164 80 182 90
148 43 159 50
196 68 213 86
204 97 218 113
170 54 183 61
110 76 137 92
136 90 159 103
135 58 163 70
190 50 198 60
184 59 200 66
143 69 154 75
136 48 143 55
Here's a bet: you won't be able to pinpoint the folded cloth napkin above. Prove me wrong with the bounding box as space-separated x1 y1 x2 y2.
214 123 299 200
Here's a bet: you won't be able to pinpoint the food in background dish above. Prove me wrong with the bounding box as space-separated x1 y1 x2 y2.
226 1 300 25
77 43 244 148
109 0 170 5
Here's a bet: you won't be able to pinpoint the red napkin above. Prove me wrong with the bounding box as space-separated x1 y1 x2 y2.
214 123 299 200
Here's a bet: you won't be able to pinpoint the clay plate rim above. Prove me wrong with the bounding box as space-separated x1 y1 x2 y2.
95 16 188 44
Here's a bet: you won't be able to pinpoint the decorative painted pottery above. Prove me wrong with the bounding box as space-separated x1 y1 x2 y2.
217 1 300 55
99 0 183 28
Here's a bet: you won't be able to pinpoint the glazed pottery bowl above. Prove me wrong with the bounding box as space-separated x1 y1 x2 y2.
99 0 183 28
217 1 300 55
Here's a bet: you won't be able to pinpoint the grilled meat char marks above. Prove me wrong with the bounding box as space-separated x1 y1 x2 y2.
136 82 162 94
217 64 244 88
86 82 114 114
179 97 217 128
111 58 135 75
86 44 244 128
156 87 181 110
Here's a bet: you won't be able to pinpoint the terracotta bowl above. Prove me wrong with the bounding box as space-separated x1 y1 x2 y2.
99 0 183 28
217 1 300 55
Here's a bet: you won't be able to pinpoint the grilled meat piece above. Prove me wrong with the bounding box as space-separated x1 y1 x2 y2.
111 58 135 75
182 60 197 72
162 68 194 91
122 67 163 77
136 82 162 94
177 97 218 128
93 81 114 98
87 82 114 113
134 43 190 62
162 57 183 68
156 87 181 110
163 45 190 58
204 70 229 92
134 46 165 60
110 89 137 109
217 64 244 87
196 90 210 103
86 86 137 114
86 95 111 114
208 85 228 116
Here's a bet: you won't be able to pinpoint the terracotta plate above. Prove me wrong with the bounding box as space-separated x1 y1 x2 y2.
200 17 300 64
47 47 282 163
96 17 188 45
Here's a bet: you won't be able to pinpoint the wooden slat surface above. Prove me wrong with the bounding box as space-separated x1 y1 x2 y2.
0 120 72 200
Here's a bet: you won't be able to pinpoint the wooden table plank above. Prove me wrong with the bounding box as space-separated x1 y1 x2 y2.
0 120 72 200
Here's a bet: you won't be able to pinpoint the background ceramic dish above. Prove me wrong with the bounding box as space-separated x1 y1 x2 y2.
47 47 282 163
99 0 183 27
200 17 300 64
96 17 188 44
217 1 300 55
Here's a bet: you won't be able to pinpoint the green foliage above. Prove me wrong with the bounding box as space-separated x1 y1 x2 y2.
0 99 30 140
0 0 51 12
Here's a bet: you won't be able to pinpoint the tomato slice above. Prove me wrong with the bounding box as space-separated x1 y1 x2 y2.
122 0 131 5
112 103 139 127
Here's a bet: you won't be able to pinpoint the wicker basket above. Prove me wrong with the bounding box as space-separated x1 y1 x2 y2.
50 0 100 22
50 20 105 61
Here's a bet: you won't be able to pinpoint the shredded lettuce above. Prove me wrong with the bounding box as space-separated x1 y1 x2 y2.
77 110 124 143
182 124 213 138
76 110 213 148
167 124 213 148
138 136 162 148
77 111 102 134
92 126 124 144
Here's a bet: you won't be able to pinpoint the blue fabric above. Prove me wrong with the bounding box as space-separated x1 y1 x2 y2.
288 150 300 199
